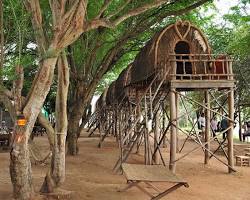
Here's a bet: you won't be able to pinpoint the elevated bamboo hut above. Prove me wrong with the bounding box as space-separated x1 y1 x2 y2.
129 20 233 89
94 20 235 174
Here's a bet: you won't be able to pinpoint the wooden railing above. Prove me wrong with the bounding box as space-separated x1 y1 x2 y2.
169 54 234 81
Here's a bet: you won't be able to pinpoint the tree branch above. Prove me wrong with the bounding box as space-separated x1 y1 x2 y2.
86 0 171 30
107 0 132 19
95 0 113 19
0 87 55 148
24 0 47 56
56 0 87 49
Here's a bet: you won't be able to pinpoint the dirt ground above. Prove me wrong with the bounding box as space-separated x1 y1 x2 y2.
0 130 250 200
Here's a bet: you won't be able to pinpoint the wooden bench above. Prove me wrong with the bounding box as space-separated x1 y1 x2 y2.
235 155 250 167
119 163 189 200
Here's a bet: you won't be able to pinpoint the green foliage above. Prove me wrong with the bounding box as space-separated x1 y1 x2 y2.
3 0 249 114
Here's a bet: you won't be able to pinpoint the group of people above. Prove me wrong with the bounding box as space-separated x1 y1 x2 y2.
242 121 250 142
197 113 229 139
198 113 250 142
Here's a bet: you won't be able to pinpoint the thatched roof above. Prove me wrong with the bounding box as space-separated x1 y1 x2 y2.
99 20 212 106
130 20 211 84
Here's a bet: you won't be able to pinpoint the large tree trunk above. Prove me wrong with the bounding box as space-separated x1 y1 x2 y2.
67 81 89 155
67 81 96 155
9 65 34 200
40 53 69 193
67 112 82 155
10 0 86 196
10 126 34 200
10 56 58 199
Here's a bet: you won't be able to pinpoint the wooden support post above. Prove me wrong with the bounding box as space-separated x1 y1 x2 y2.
154 109 160 164
136 91 141 154
144 95 152 165
129 103 133 142
205 91 210 164
118 110 123 167
169 88 177 172
162 103 167 148
228 88 234 173
175 92 179 153
238 91 242 141
144 95 148 165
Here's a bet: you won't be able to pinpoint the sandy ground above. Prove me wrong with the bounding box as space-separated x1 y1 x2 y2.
0 130 250 200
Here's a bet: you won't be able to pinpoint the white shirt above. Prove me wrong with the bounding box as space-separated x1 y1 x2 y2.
211 119 218 131
198 116 205 127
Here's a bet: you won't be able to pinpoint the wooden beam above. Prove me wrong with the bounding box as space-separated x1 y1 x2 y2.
154 109 160 164
228 88 235 173
169 88 177 172
175 92 180 153
170 80 234 89
204 90 210 164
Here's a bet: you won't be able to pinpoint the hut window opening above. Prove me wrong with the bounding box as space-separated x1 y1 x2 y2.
174 41 192 79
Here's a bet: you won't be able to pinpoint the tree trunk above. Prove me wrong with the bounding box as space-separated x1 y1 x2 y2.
10 65 34 200
67 114 81 155
9 55 58 199
40 53 69 193
38 113 54 150
67 82 92 155
10 126 34 200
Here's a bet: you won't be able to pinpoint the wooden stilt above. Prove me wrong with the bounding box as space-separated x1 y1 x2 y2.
228 88 234 173
154 109 160 164
205 90 210 164
175 92 179 153
169 88 177 172
162 103 167 148
144 95 150 165
136 91 141 154
238 92 242 141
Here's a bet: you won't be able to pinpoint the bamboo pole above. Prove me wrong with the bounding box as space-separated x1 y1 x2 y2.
175 92 179 153
136 90 141 154
176 91 234 123
238 91 242 141
204 90 210 164
154 109 160 164
169 88 177 172
162 103 167 148
144 95 149 165
172 124 236 172
228 88 234 173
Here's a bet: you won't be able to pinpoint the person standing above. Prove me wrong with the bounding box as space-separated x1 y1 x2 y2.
198 113 205 139
211 116 218 137
220 116 228 139
243 121 250 142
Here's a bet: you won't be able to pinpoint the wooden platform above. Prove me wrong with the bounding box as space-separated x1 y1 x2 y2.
120 163 188 200
170 80 234 89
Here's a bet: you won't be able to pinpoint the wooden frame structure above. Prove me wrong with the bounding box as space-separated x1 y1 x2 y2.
87 20 236 174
